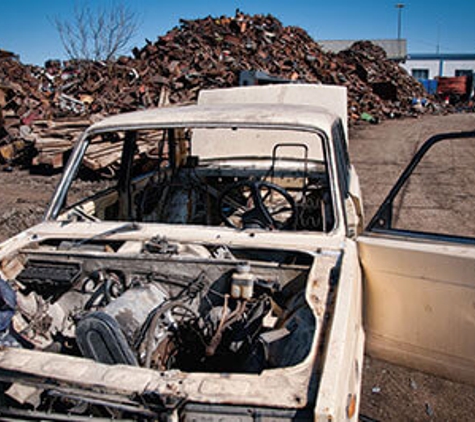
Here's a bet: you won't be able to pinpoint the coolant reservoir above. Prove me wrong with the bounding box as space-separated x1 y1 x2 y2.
231 262 255 300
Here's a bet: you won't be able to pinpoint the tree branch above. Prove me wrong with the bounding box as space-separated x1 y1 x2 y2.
53 1 139 61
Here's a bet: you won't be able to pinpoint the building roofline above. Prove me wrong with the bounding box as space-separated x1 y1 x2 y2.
406 53 475 61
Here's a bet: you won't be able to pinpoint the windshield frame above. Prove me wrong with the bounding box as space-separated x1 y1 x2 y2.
45 121 345 238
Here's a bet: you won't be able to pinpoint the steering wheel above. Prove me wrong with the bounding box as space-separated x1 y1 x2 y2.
218 180 296 230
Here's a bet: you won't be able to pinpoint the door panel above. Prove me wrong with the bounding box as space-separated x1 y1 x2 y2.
359 131 475 384
359 235 475 384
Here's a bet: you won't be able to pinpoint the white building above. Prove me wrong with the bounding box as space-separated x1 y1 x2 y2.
401 53 475 80
401 53 475 97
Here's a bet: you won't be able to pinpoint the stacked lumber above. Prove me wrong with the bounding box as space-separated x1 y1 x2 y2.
30 119 91 170
82 133 159 177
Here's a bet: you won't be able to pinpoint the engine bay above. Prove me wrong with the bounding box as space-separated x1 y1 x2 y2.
1 237 316 374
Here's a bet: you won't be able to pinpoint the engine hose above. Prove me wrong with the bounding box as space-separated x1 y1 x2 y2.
84 271 124 310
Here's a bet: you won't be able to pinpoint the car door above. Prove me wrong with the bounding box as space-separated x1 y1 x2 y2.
357 130 475 385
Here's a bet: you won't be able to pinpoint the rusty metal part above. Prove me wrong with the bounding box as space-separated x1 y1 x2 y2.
205 297 247 357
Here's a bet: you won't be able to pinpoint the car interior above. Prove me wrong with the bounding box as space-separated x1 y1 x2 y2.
60 126 335 233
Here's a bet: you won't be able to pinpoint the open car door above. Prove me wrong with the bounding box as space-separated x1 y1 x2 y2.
358 130 475 385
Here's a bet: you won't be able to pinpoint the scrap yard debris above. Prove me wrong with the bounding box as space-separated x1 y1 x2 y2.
0 12 447 173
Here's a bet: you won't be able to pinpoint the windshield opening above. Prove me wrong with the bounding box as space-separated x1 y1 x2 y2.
57 125 335 233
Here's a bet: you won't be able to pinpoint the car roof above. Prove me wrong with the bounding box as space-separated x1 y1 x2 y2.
87 102 339 135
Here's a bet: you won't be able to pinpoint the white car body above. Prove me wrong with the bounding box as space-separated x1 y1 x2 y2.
0 84 473 421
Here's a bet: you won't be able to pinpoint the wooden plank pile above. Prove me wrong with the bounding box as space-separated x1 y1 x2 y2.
30 119 91 170
81 132 161 178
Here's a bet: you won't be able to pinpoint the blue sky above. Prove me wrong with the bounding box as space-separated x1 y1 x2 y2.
1 0 474 65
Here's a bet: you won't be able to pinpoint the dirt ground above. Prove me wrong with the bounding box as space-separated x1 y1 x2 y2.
0 113 474 420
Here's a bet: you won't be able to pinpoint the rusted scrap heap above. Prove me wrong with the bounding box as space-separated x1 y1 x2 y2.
0 12 430 170
81 13 426 119
336 41 427 119
26 13 430 119
0 54 43 164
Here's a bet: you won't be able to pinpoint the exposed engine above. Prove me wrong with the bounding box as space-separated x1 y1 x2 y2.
1 238 315 374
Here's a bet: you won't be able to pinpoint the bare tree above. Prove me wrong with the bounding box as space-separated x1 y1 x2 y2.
54 2 139 61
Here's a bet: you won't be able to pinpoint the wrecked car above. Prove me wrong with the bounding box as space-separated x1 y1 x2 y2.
0 84 474 421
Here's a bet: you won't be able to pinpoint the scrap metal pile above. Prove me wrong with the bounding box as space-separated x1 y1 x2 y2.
0 12 433 172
